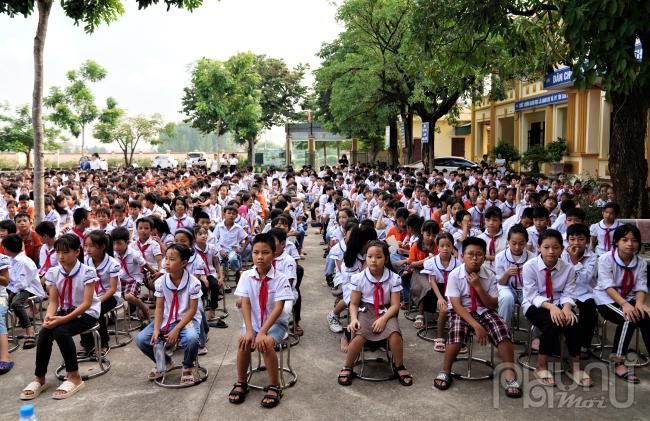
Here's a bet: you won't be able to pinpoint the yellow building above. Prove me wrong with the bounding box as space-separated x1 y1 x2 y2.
471 66 650 180
410 108 473 161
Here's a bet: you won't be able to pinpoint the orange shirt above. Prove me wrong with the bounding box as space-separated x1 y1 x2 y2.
407 242 438 263
21 230 42 264
386 227 408 242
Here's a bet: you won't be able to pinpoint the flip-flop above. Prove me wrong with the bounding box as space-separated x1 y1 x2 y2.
52 380 85 399
533 369 555 387
20 381 47 400
414 315 425 329
0 360 15 374
433 338 446 353
180 368 195 385
567 370 593 387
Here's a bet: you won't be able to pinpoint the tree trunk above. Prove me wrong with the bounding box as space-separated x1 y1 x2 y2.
25 149 32 169
81 125 85 154
423 117 436 171
389 119 399 167
405 112 414 164
31 0 53 225
247 138 254 169
609 91 650 218
123 148 129 167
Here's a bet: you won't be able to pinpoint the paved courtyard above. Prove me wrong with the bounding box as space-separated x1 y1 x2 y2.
1 228 649 421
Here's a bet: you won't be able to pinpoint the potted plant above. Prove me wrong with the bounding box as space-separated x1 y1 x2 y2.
520 145 548 174
489 140 520 171
547 137 568 175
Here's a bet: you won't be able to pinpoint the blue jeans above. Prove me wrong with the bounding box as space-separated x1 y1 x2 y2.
325 258 336 276
297 226 305 250
136 320 200 369
498 285 523 327
221 250 241 273
0 301 7 335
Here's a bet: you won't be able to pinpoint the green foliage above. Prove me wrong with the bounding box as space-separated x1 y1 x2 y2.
44 60 107 151
157 122 240 153
520 145 548 173
546 137 567 162
255 56 308 129
489 140 520 164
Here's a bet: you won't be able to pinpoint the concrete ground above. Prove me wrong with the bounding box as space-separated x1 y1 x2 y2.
1 227 649 420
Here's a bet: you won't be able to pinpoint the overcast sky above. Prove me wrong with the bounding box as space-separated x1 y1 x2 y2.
0 0 342 148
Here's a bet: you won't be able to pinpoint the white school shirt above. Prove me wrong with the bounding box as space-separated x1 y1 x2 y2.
468 206 485 229
154 270 203 329
478 229 507 269
115 248 146 284
234 266 294 333
452 228 483 254
521 256 577 314
486 198 502 209
211 222 247 252
44 209 61 231
560 249 597 302
421 255 460 286
129 237 162 270
526 226 544 254
107 218 133 233
550 213 566 234
350 267 402 312
0 254 10 299
84 254 121 300
38 244 59 277
327 241 346 267
274 251 298 299
419 204 437 222
589 220 621 255
45 261 100 318
445 264 498 315
494 248 534 290
7 252 45 298
594 249 648 305
194 244 218 277
166 214 195 236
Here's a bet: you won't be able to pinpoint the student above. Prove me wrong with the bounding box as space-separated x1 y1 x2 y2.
107 203 132 233
522 229 592 387
43 197 61 232
494 224 534 327
35 221 58 279
326 220 358 332
193 225 226 323
20 234 100 400
499 187 518 220
166 197 195 235
5 234 46 350
467 196 487 230
421 232 460 353
527 207 550 255
129 217 163 290
229 233 295 408
81 230 121 356
408 220 439 329
0 253 10 374
15 212 42 265
338 240 413 387
112 227 156 328
478 206 507 269
135 243 203 385
452 210 482 254
595 224 650 383
69 208 91 259
561 223 598 358
212 206 249 282
433 237 521 398
590 202 621 256
95 207 111 234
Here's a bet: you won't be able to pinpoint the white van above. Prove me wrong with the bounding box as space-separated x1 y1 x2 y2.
187 151 212 168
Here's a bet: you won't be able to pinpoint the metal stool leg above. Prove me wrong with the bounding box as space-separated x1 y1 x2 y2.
7 311 19 353
247 334 297 390
451 334 494 380
56 324 111 380
155 356 209 388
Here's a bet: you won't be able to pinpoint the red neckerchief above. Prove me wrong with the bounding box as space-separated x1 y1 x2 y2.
176 216 184 228
39 248 54 276
118 254 131 279
162 272 188 333
468 279 484 312
545 267 554 300
58 264 81 311
94 270 104 294
613 249 636 297
71 227 85 241
488 235 496 256
373 281 385 320
195 246 210 276
136 241 150 258
601 222 616 251
252 274 271 326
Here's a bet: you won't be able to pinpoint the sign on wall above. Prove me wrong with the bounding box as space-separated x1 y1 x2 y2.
515 92 568 112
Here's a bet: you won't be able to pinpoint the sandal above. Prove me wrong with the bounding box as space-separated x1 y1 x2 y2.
393 364 413 386
52 380 85 399
533 368 555 387
261 385 283 408
0 360 14 375
459 345 468 354
338 367 354 386
20 381 46 400
567 369 593 387
148 361 173 380
180 368 195 385
23 336 36 350
414 315 425 329
614 361 640 384
433 371 452 390
503 378 522 398
228 382 249 404
433 338 446 353
293 325 304 337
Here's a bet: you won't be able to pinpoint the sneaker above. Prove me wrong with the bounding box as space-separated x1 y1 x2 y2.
198 346 208 356
327 312 343 333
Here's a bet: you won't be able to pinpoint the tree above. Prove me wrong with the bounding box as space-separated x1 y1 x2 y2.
0 104 63 168
156 122 240 153
94 98 168 166
44 60 107 153
0 0 206 223
255 56 308 129
182 53 262 165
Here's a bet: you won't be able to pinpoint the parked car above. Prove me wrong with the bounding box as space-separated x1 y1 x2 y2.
404 157 480 172
187 151 212 168
152 154 179 169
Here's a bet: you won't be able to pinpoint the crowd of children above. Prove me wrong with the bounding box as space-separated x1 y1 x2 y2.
0 161 648 408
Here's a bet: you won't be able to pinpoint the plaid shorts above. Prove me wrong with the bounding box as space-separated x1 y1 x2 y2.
447 309 511 346
122 280 141 298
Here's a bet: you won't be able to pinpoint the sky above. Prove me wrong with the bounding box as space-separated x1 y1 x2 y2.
0 0 343 149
